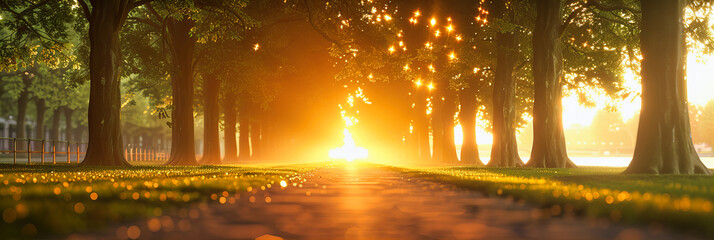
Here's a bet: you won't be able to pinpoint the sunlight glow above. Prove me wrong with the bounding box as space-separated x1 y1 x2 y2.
454 123 493 146
329 129 368 162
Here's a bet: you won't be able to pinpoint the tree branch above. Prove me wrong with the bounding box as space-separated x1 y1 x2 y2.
17 0 52 16
559 0 640 36
77 0 91 19
127 17 161 30
302 0 349 53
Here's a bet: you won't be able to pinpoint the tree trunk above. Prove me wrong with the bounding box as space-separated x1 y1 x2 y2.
50 108 61 141
238 108 251 160
431 89 445 163
251 117 262 160
223 94 238 162
82 1 130 166
526 0 575 168
33 98 47 149
414 87 431 162
489 9 524 167
458 87 483 165
201 74 221 165
64 107 73 142
16 79 30 150
441 89 459 164
625 0 709 174
75 126 85 143
165 17 198 166
34 99 47 143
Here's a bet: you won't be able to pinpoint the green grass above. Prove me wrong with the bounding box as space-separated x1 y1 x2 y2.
0 163 323 239
400 166 714 237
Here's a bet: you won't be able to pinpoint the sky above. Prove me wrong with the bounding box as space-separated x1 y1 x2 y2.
562 53 714 128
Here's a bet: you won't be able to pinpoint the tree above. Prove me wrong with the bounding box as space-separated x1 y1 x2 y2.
526 0 639 168
16 67 36 146
624 0 709 174
526 0 575 168
162 15 198 166
123 1 254 165
223 93 238 161
458 85 483 165
76 0 155 166
487 0 527 167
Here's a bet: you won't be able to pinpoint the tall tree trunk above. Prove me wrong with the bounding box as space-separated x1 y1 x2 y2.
526 0 575 168
625 0 709 174
238 108 251 160
34 99 46 138
75 126 85 143
414 87 431 162
459 87 483 165
223 94 238 162
82 1 130 166
251 117 262 160
165 17 198 166
50 108 61 141
16 80 30 150
262 116 274 161
431 90 444 163
34 99 46 142
64 107 73 142
441 89 459 163
489 5 524 167
201 74 221 164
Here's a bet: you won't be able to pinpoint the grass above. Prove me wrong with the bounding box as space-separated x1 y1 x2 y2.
0 163 323 239
399 166 714 237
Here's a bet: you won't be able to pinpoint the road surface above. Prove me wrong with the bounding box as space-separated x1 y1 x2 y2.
66 163 702 240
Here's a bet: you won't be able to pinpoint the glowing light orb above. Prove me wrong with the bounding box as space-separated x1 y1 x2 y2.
329 129 368 162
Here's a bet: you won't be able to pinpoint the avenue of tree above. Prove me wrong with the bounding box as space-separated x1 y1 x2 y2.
1 0 713 175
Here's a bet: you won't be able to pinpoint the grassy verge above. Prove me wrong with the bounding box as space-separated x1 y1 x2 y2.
0 163 324 239
401 166 714 237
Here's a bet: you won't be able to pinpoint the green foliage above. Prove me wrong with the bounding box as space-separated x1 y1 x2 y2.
0 0 75 70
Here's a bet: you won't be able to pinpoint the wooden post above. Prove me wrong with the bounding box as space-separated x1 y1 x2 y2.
41 140 45 164
13 138 16 164
67 143 70 163
27 139 31 164
52 141 56 164
76 143 80 163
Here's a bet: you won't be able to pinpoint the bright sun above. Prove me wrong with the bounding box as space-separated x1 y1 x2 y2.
329 129 369 162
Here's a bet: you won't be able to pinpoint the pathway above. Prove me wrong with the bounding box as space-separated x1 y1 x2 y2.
67 163 702 240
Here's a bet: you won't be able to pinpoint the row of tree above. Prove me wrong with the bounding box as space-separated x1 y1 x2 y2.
1 0 712 174
309 0 713 174
1 0 342 165
0 64 86 145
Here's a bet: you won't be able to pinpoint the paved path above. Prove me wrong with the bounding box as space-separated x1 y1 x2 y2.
68 164 702 240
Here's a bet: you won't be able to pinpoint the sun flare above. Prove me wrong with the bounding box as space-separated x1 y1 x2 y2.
329 129 368 162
